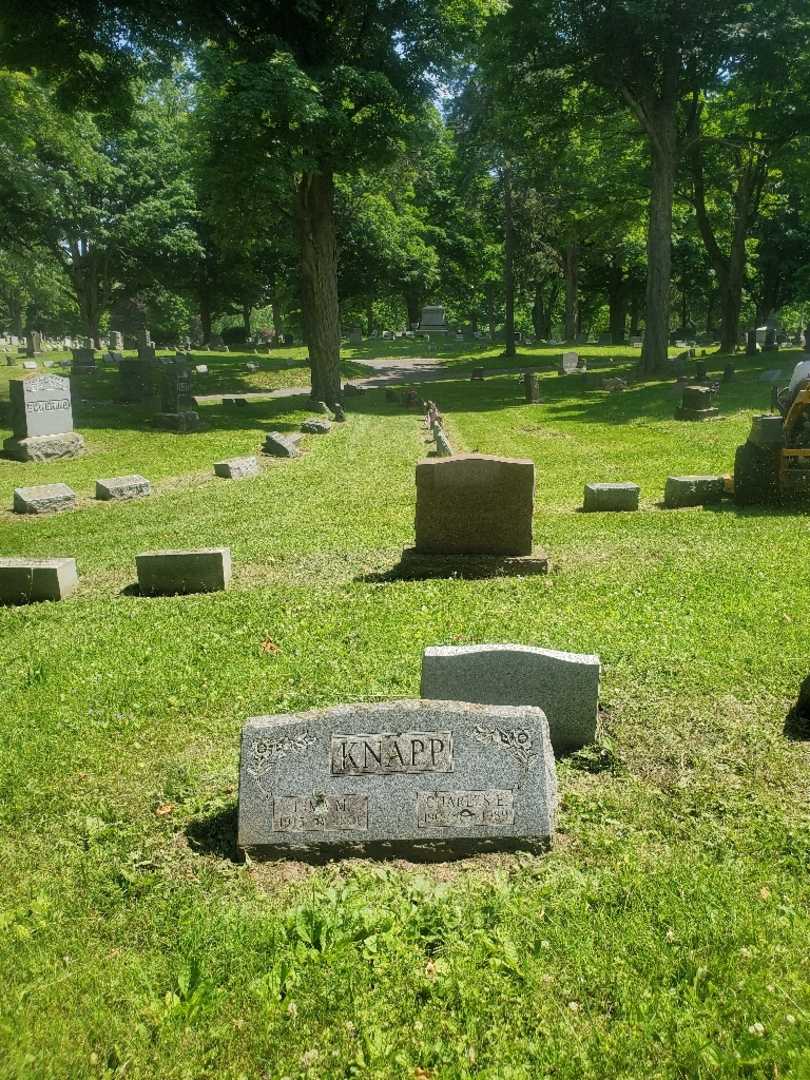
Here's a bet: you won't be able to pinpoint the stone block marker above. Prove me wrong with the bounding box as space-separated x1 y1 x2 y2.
420 644 600 756
583 482 640 512
664 475 725 509
13 483 76 514
95 475 151 501
675 384 719 421
238 699 557 859
136 548 231 595
415 454 534 556
301 417 331 434
262 432 302 458
0 557 78 604
214 456 259 480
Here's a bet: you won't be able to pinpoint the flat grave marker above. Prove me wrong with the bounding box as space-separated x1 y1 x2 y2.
13 483 76 514
95 475 152 501
135 548 232 595
0 557 78 604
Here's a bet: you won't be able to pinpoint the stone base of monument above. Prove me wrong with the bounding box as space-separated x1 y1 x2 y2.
674 405 720 421
396 547 549 579
3 432 85 462
153 410 201 432
0 557 78 604
238 699 557 861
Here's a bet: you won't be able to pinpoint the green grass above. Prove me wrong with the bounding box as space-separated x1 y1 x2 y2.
1 345 809 1078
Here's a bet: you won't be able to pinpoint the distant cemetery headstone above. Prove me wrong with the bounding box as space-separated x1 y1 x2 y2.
119 358 157 403
664 475 725 509
13 483 76 514
237 699 558 858
110 331 124 351
583 482 640 512
0 557 78 605
71 347 96 373
675 385 719 421
348 327 363 345
559 351 579 374
214 456 259 480
155 363 200 432
401 454 548 576
22 360 37 370
262 432 302 458
3 375 85 461
136 548 231 595
417 306 450 335
421 644 600 755
524 372 541 402
95 475 151 501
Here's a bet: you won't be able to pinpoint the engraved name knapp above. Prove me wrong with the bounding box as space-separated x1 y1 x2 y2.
331 730 453 775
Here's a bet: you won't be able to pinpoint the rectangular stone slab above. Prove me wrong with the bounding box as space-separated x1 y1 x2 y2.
238 699 557 859
9 375 74 438
13 484 76 514
421 644 600 755
0 557 78 604
214 456 259 480
664 475 725 508
415 454 535 556
583 482 640 512
95 475 151 500
135 548 231 595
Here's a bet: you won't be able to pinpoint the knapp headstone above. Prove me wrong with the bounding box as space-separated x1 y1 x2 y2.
238 698 557 859
3 375 85 461
421 644 600 755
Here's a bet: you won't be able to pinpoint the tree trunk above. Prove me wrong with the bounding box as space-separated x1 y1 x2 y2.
640 110 677 373
706 289 715 333
564 240 578 342
200 294 212 345
242 303 252 337
607 264 627 344
271 298 283 341
532 282 545 338
366 299 374 337
485 283 496 343
404 291 421 328
296 170 341 406
629 292 641 336
503 166 516 359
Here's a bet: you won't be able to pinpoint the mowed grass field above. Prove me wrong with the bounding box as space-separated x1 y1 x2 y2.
0 343 808 1079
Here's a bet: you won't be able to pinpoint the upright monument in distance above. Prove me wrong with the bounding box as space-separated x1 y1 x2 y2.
417 306 450 336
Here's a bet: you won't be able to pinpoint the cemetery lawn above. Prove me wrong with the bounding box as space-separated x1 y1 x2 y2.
1 345 809 1078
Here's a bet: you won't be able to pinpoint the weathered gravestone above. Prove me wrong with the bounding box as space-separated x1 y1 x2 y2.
0 557 78 604
559 351 578 374
675 384 719 421
417 306 450 335
13 483 76 514
22 360 37 370
238 699 558 859
348 327 363 345
420 644 600 755
135 547 231 595
71 347 96 373
664 475 725 509
95 475 151 501
155 364 201 432
3 375 85 461
400 454 548 576
118 358 158 404
583 482 640 512
214 456 259 480
301 417 331 434
524 372 541 403
109 331 124 351
262 432 302 458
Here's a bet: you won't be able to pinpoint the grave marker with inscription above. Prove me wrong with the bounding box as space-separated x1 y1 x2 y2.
3 375 85 461
238 699 557 858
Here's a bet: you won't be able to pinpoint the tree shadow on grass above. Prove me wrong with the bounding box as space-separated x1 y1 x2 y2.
186 802 242 863
783 675 810 740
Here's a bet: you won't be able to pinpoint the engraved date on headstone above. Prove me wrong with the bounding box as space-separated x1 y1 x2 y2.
331 731 453 775
272 794 368 832
416 789 514 828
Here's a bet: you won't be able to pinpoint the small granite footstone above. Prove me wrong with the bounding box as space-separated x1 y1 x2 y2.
238 698 557 859
214 456 259 480
301 418 331 434
664 475 725 508
415 454 534 556
135 547 231 595
13 483 76 514
421 644 600 755
262 432 302 458
583 482 640 512
95 475 151 501
0 557 78 604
